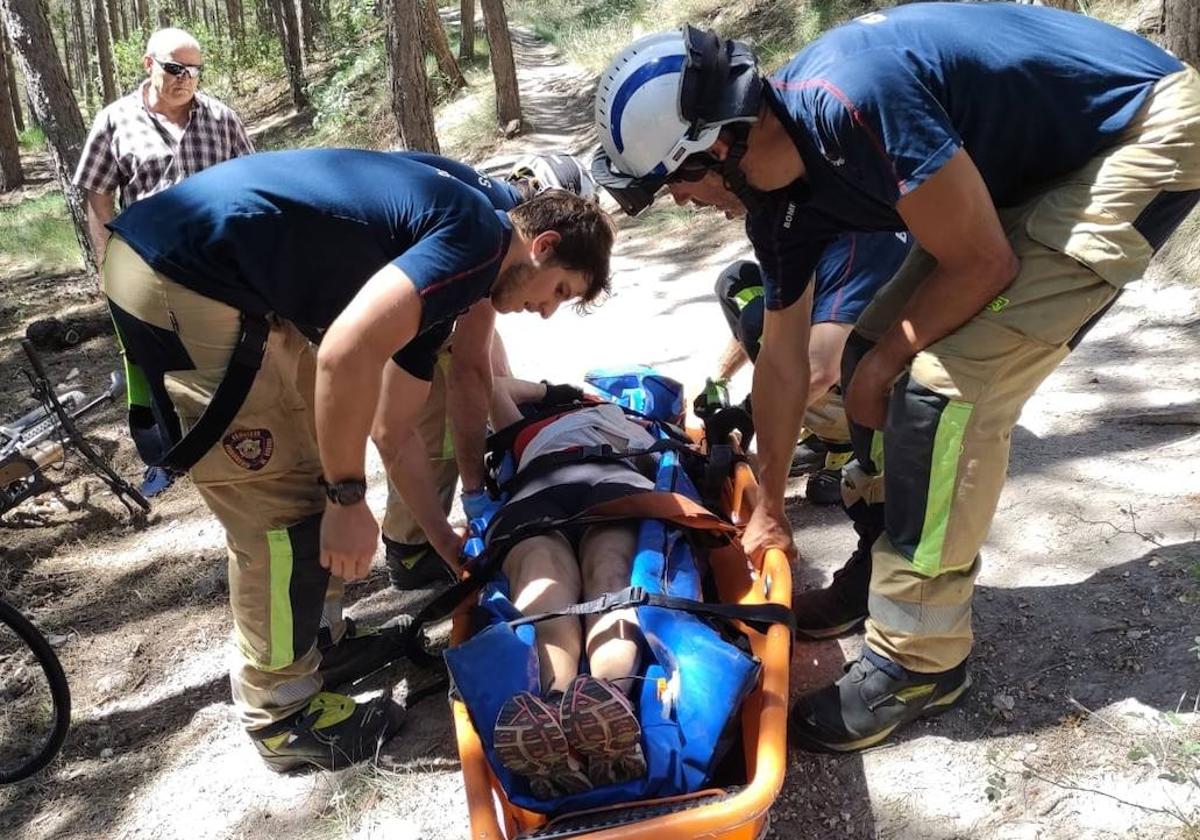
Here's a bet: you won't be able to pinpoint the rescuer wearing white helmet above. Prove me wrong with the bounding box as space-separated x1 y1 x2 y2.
592 7 1200 754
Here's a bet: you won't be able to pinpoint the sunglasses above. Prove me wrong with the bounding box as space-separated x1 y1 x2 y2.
664 152 719 184
153 57 203 79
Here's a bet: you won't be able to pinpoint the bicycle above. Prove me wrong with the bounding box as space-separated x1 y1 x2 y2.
0 596 71 783
1 339 149 517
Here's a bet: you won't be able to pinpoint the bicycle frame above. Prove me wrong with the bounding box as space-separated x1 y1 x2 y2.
0 341 148 516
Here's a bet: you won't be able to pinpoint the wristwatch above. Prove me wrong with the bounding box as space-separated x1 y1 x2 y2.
319 476 367 505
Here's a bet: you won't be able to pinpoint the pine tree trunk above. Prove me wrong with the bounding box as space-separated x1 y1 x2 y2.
105 0 119 42
224 0 240 39
458 0 473 61
298 0 314 57
58 16 73 90
0 0 95 270
269 0 308 110
137 0 149 32
256 0 272 36
421 0 464 90
1163 0 1200 68
93 0 117 103
0 10 23 192
479 0 518 128
71 0 90 108
383 0 438 151
1 17 23 132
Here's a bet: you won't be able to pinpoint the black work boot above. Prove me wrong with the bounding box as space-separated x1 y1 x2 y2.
384 538 456 590
789 649 971 753
803 442 854 505
317 617 412 689
789 434 828 476
792 545 871 639
794 477 883 639
250 691 406 772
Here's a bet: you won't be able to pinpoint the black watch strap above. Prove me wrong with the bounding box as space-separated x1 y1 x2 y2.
319 476 367 505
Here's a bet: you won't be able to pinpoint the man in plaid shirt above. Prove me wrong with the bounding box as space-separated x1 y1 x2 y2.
74 27 253 268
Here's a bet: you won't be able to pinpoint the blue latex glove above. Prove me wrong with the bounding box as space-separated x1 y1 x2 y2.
462 488 501 523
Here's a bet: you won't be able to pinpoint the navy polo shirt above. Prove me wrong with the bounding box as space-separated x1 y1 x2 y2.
752 2 1183 310
109 149 511 378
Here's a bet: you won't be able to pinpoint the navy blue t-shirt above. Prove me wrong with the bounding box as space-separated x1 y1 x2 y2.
394 151 523 211
109 149 512 377
754 2 1182 310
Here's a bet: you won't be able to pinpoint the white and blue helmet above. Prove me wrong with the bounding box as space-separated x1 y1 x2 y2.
592 26 762 215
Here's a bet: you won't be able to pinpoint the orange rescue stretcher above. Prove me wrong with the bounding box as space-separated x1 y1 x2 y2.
449 460 792 840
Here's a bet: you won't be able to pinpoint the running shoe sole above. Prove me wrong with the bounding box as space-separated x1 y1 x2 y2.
493 692 591 799
560 675 646 786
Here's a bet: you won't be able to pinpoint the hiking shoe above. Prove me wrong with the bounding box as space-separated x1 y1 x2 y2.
560 675 646 787
250 691 406 773
792 529 872 640
804 468 843 505
494 691 592 800
789 435 827 476
384 538 455 590
790 650 971 753
317 616 412 689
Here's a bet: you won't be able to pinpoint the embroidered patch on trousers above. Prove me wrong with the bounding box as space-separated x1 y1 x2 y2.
223 429 275 470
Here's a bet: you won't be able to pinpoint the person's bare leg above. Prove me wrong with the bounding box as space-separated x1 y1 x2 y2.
502 532 581 694
580 524 640 693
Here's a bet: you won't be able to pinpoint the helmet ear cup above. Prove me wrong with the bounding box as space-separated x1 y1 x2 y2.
592 26 763 214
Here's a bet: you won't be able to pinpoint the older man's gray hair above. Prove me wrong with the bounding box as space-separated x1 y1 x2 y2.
145 27 202 58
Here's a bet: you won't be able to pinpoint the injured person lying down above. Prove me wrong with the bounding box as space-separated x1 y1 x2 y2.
442 366 773 814
485 376 657 799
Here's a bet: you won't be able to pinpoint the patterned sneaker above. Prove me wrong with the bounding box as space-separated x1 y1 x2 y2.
560 675 647 787
493 691 592 800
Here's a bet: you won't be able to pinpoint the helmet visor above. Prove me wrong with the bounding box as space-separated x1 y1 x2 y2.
590 149 666 217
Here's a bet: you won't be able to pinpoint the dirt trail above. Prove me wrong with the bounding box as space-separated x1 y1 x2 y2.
2 24 1198 840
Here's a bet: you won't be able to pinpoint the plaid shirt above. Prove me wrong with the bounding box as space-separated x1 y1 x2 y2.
73 81 254 208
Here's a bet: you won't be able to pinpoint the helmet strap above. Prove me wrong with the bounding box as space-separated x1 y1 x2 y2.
716 123 767 215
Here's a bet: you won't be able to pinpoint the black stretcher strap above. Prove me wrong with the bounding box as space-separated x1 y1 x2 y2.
509 585 795 636
501 438 704 498
154 313 270 471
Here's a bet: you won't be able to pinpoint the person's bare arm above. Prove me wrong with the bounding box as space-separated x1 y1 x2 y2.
372 363 462 566
845 149 1018 429
85 190 116 277
742 283 814 559
316 263 422 581
490 377 548 430
446 301 496 494
715 336 749 383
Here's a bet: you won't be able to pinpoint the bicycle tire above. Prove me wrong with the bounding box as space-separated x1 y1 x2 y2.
0 597 71 784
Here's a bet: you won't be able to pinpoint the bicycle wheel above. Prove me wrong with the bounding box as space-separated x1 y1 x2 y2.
0 597 71 783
